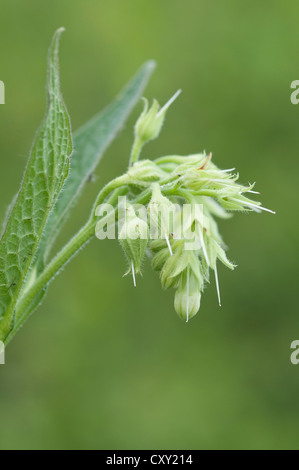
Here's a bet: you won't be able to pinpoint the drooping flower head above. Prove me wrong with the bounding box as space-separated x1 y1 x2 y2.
96 92 275 321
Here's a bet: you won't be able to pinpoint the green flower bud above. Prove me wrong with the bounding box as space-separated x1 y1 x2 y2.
119 205 149 286
183 168 239 194
206 236 235 272
151 247 169 272
160 243 186 289
174 268 201 322
181 159 275 215
219 193 275 214
127 160 166 185
160 247 204 290
135 90 181 143
130 91 181 165
135 98 164 144
173 153 210 175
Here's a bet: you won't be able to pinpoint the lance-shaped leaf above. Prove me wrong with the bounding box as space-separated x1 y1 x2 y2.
37 60 156 266
0 28 73 340
8 61 155 345
11 61 155 335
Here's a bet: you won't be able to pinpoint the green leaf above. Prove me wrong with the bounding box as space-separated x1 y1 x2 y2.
38 60 156 267
0 28 73 340
6 288 47 345
11 61 156 340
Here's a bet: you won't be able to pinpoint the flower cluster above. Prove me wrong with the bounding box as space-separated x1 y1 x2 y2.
95 93 274 321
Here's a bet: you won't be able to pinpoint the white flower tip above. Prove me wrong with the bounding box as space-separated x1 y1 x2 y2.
165 234 173 256
248 190 261 195
214 265 222 307
186 267 190 323
131 261 136 288
259 206 276 215
157 89 182 117
235 199 276 215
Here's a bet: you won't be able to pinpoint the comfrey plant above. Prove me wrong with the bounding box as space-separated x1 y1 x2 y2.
0 29 274 349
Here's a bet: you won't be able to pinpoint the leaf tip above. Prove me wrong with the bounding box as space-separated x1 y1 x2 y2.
51 27 66 47
56 26 66 35
144 60 157 73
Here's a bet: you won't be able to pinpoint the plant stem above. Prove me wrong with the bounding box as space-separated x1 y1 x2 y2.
4 180 128 345
4 179 155 345
8 220 96 342
129 136 144 166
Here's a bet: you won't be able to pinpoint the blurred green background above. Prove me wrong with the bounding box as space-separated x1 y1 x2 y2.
0 0 298 450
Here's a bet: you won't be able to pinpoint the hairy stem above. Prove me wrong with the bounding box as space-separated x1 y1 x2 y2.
4 179 126 345
129 136 144 166
7 220 95 344
4 180 156 345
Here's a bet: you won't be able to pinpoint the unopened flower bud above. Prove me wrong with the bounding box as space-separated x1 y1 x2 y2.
135 99 164 144
151 247 170 272
174 268 201 322
130 91 181 165
135 90 181 144
160 247 203 290
127 160 166 185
